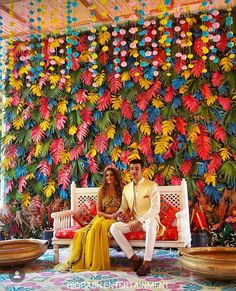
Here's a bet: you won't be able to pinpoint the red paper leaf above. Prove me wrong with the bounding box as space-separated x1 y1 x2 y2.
80 107 94 124
120 150 131 164
218 96 231 111
76 89 87 104
87 156 99 173
58 163 71 190
49 138 65 165
76 35 87 53
180 160 192 176
183 95 199 112
123 130 132 145
201 83 211 99
99 51 109 65
140 136 152 155
174 59 185 74
121 100 133 119
70 143 84 160
56 113 67 130
18 176 27 193
213 124 226 143
194 38 204 57
165 86 176 103
138 112 148 124
153 116 162 134
195 128 211 160
154 173 164 186
108 73 122 94
40 97 50 119
148 79 161 98
136 92 151 111
170 176 181 185
37 160 51 177
31 125 45 143
76 122 89 142
211 71 223 87
81 69 93 86
5 144 17 158
191 60 205 77
216 34 228 52
130 66 143 83
176 117 187 135
97 89 111 111
80 172 89 187
94 133 108 154
208 154 222 174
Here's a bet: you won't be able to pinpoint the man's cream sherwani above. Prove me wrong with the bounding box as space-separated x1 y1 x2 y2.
110 177 165 262
119 177 165 236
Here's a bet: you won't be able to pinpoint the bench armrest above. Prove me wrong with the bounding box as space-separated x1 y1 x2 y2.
51 210 75 219
175 209 191 244
51 210 76 231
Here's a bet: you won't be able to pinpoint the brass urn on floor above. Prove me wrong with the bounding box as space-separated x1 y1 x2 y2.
0 239 48 267
179 247 236 281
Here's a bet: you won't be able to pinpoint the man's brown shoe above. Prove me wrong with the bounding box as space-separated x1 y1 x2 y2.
136 264 151 276
129 257 143 272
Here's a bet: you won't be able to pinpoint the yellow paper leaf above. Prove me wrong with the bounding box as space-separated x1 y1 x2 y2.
204 173 216 186
69 125 77 135
9 77 23 90
187 124 200 143
79 50 90 62
121 170 131 183
87 147 97 158
57 100 68 115
3 134 16 145
30 84 43 97
98 30 111 45
17 100 24 115
138 123 151 135
162 119 175 136
49 74 60 86
107 124 116 139
13 116 25 130
22 192 31 207
40 119 50 131
111 95 122 110
87 92 99 104
43 180 56 197
220 57 233 72
121 71 130 82
95 72 105 87
179 85 188 94
206 95 218 106
34 143 42 157
111 147 122 162
139 77 152 90
161 165 175 180
152 98 164 108
154 136 173 154
181 70 191 80
60 150 70 164
219 147 232 161
143 164 156 180
19 64 30 77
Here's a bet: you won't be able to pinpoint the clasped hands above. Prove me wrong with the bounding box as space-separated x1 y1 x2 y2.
112 210 143 231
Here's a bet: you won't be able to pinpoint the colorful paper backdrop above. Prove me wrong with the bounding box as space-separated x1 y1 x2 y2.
2 8 236 209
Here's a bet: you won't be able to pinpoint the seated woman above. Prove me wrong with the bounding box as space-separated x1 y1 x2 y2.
55 165 123 272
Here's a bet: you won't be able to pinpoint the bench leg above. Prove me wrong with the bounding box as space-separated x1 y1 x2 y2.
53 245 59 265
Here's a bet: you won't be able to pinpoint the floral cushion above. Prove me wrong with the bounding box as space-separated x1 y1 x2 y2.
72 199 97 227
55 225 82 239
159 197 180 228
123 227 178 241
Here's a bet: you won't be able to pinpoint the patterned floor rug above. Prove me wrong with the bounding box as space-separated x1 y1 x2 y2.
0 248 236 291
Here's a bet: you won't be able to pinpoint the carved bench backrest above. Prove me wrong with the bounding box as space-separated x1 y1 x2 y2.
71 178 188 215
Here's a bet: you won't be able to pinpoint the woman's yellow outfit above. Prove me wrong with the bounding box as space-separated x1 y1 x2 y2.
55 193 120 272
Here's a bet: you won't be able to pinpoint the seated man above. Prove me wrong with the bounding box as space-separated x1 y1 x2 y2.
110 158 165 276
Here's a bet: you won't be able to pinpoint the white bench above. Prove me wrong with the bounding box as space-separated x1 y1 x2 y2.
51 178 191 264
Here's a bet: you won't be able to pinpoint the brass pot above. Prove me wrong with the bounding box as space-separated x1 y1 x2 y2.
179 247 236 281
0 239 48 267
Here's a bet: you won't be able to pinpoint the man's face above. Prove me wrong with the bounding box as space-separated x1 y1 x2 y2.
130 163 143 182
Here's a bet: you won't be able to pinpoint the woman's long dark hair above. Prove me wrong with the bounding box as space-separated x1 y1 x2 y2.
100 166 123 198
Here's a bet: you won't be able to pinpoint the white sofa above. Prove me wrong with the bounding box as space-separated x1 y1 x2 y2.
51 178 191 264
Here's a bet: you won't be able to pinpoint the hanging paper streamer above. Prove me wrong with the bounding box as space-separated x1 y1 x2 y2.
224 0 235 61
87 0 99 79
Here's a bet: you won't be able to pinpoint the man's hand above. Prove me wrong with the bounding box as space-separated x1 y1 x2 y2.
130 220 143 232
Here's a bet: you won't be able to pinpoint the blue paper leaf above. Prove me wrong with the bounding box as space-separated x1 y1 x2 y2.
58 187 68 200
16 166 27 178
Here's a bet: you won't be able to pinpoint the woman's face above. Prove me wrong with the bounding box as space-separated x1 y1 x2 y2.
105 169 115 185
